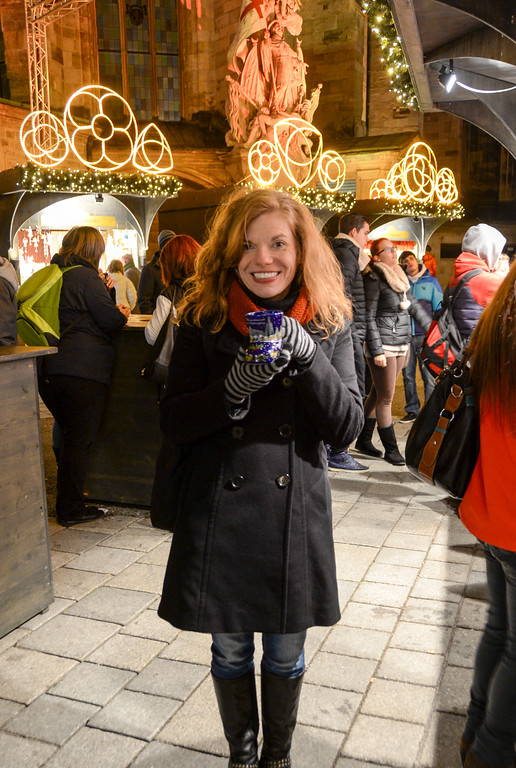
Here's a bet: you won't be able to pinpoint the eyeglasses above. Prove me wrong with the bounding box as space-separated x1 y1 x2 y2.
377 246 397 255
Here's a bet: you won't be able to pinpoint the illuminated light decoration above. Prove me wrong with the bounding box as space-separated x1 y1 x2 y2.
370 142 459 209
361 0 418 111
248 139 281 186
273 117 323 188
20 110 68 167
17 162 182 198
379 199 465 220
132 123 174 174
239 179 355 213
435 167 458 204
317 151 346 192
63 85 138 171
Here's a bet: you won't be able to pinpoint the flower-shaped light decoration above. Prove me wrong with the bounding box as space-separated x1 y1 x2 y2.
20 111 69 168
435 167 458 204
132 123 174 174
273 117 323 188
401 141 437 202
370 177 388 199
248 139 282 187
317 151 346 192
386 162 409 200
64 86 138 171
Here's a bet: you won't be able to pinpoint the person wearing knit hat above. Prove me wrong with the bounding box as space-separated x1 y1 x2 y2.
138 230 176 313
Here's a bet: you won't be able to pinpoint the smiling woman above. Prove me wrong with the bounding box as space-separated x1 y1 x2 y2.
154 187 364 768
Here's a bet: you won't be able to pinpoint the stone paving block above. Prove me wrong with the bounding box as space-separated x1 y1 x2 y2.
427 543 474 564
137 541 172 566
0 627 29 653
436 665 471 715
132 741 227 767
458 597 488 629
121 609 181 643
411 576 464 603
390 621 451 655
328 479 361 503
361 678 435 723
470 550 487 572
433 526 477 547
18 614 120 660
343 501 405 521
4 693 98 744
0 647 76 704
353 580 411 608
86 633 165 671
419 559 471 582
159 630 212 665
298 682 361 731
51 567 109 600
74 513 138 535
333 517 395 547
393 516 439 536
339 601 400 632
89 689 180 740
63 546 142 575
383 531 433 551
376 647 444 687
50 529 109 553
420 710 465 768
304 652 377 693
0 698 23 727
64 586 155 624
126 657 208 699
334 543 377 582
98 527 168 552
375 546 426 568
52 550 77 569
337 580 358 611
401 596 459 627
292 722 345 768
304 625 332 664
0 732 56 768
335 759 386 767
22 598 74 630
448 627 481 668
42 726 144 768
106 563 165 593
365 562 419 587
342 713 424 767
49 661 135 706
322 625 389 660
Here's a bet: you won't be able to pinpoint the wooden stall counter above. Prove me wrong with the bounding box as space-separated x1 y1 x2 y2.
0 345 56 639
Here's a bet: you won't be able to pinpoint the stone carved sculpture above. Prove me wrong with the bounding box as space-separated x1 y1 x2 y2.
225 0 322 151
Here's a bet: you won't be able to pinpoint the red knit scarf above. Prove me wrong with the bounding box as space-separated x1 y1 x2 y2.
227 278 313 336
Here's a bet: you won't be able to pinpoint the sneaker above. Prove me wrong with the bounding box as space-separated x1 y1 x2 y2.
328 449 369 471
399 414 417 423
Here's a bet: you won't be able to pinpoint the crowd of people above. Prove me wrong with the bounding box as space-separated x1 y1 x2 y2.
1 190 513 768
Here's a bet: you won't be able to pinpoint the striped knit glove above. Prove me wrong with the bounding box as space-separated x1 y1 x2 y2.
225 346 292 405
281 316 317 368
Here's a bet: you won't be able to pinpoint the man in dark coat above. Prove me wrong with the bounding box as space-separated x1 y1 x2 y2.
121 253 141 292
326 212 371 471
137 229 175 314
0 256 18 346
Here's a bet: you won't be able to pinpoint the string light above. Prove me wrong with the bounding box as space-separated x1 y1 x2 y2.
238 179 355 213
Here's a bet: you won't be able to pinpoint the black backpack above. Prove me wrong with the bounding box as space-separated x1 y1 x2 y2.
421 268 483 378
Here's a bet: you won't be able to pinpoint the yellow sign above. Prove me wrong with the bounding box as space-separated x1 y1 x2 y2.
88 215 117 227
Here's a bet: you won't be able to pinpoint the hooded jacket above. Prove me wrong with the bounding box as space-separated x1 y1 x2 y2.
137 251 165 314
449 224 506 338
0 257 18 346
329 234 368 343
406 264 443 336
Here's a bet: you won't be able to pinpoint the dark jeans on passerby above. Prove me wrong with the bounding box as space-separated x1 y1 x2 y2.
41 374 108 516
402 334 435 417
211 631 306 680
463 541 516 765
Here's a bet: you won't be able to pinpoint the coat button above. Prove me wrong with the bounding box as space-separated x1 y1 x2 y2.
228 475 245 490
282 376 293 388
276 473 291 488
278 423 293 437
231 426 245 439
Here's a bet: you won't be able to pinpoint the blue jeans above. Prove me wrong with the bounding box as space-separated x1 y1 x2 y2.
463 542 516 765
402 335 435 417
211 632 306 680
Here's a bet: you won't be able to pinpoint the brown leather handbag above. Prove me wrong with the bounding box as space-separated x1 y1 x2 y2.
405 357 479 499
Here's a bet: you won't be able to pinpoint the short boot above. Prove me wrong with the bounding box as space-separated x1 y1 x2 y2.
259 668 304 768
355 417 382 458
377 424 405 466
212 671 259 768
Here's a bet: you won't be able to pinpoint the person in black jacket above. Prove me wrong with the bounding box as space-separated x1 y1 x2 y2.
137 229 175 314
326 212 370 471
356 238 429 466
0 256 18 346
157 188 363 768
39 226 129 526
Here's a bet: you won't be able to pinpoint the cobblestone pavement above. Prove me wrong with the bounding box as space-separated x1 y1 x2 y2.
0 421 484 768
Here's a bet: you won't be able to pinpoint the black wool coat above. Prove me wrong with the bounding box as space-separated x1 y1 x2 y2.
157 319 364 634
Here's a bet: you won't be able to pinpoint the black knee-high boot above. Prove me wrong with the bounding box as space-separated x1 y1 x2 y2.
378 424 405 465
259 668 304 768
355 417 382 457
212 671 259 768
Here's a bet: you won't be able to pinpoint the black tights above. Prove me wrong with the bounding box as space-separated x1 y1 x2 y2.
364 355 405 429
